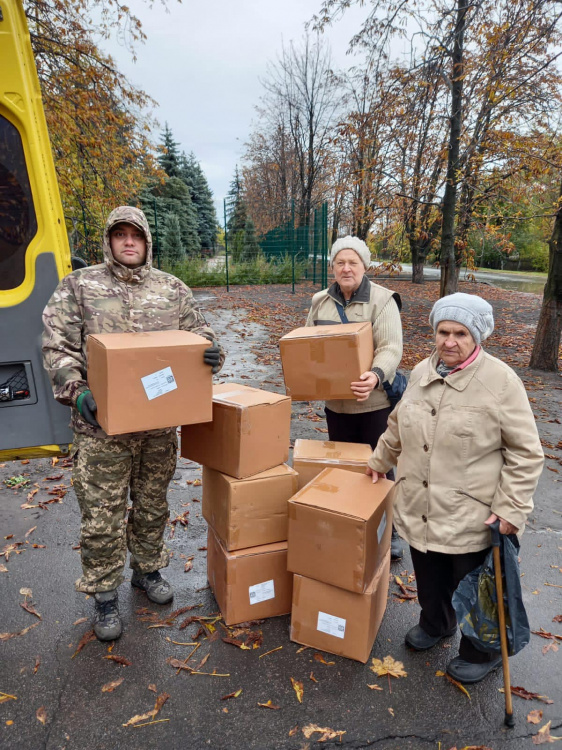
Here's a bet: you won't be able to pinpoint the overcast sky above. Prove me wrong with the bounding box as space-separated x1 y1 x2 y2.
104 0 371 213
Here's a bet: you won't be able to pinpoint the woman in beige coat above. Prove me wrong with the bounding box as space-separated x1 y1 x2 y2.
306 236 404 559
367 293 544 684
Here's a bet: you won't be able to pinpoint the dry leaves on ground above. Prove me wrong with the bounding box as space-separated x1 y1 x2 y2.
528 710 544 724
0 622 40 642
221 689 242 700
71 629 96 658
370 656 407 678
533 721 562 744
436 670 471 700
504 686 554 704
302 723 346 742
290 677 303 703
0 692 17 704
104 655 132 667
123 693 170 727
258 700 280 709
313 653 335 665
36 706 47 725
101 677 124 693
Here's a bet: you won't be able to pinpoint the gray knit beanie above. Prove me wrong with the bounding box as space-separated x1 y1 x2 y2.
330 236 371 269
429 293 494 345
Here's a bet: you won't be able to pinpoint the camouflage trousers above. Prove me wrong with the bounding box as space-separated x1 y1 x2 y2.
72 431 178 593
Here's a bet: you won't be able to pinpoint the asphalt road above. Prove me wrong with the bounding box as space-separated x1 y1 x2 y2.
0 294 560 750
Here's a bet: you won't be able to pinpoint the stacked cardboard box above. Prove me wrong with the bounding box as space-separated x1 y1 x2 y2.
293 438 373 490
181 384 296 626
288 467 394 662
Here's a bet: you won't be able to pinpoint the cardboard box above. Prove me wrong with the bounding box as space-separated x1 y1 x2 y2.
203 463 298 551
293 439 373 490
287 467 393 593
87 330 212 435
279 322 374 401
207 527 293 626
290 552 390 663
181 383 291 478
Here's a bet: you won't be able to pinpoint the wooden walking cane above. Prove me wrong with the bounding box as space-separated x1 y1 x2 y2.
490 519 515 728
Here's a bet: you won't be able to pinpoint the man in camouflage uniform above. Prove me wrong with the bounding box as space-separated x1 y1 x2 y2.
42 206 224 641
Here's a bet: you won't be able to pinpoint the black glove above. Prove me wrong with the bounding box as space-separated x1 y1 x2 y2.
203 342 221 374
76 390 100 427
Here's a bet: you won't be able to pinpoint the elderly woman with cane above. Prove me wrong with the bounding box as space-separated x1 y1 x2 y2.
306 236 405 560
367 293 544 683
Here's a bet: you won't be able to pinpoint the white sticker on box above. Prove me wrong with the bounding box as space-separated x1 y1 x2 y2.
141 366 177 401
377 510 387 544
249 579 275 605
317 611 346 639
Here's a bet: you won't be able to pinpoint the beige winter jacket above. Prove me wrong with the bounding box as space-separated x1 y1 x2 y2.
368 348 544 554
305 276 403 414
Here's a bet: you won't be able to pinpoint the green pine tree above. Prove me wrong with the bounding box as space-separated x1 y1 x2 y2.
226 167 246 233
180 152 218 251
242 216 260 261
162 213 184 264
158 123 181 178
140 176 201 257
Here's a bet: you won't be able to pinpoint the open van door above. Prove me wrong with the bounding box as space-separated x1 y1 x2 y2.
0 0 73 459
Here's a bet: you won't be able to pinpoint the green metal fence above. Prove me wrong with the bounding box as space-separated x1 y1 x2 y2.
222 199 329 292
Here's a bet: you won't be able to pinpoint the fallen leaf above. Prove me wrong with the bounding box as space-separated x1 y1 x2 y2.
0 565 8 573
388 707 395 717
222 637 250 650
309 671 318 683
370 656 407 678
123 693 170 727
533 720 562 744
36 706 47 725
290 677 303 703
258 700 280 709
367 684 383 691
221 689 242 700
148 684 158 693
0 692 17 704
504 686 553 704
24 527 37 538
0 622 40 641
445 673 471 700
33 656 40 674
302 723 346 742
553 615 562 623
528 710 544 724
20 602 42 620
313 652 335 665
288 725 299 737
19 588 32 599
71 629 96 658
101 677 124 693
104 655 132 667
73 618 88 626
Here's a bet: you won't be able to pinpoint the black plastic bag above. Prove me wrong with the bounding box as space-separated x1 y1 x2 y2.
452 526 530 656
383 370 408 408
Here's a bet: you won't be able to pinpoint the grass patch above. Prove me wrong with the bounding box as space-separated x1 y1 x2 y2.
162 254 306 287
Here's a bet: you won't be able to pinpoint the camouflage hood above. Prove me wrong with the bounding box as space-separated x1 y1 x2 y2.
103 206 153 283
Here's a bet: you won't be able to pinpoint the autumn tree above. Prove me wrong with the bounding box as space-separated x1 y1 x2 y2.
530 180 562 371
253 34 340 227
24 0 163 260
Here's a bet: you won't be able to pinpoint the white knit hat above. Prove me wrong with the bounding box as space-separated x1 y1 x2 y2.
429 292 494 345
330 236 371 269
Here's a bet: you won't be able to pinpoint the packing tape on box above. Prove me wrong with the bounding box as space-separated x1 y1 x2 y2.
240 410 252 436
213 390 248 403
315 378 333 398
309 339 326 363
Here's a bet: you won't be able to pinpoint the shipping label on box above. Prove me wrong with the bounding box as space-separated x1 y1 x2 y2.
202 463 297 551
181 383 291 478
287 467 393 593
279 322 374 401
290 553 391 663
206 527 293 626
293 439 373 490
87 330 212 435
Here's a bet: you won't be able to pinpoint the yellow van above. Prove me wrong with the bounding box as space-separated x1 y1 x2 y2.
0 0 74 459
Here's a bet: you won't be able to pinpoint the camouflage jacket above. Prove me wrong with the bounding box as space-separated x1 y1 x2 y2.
42 206 224 439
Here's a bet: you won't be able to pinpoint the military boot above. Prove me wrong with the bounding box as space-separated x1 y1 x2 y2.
131 570 173 604
93 590 122 641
